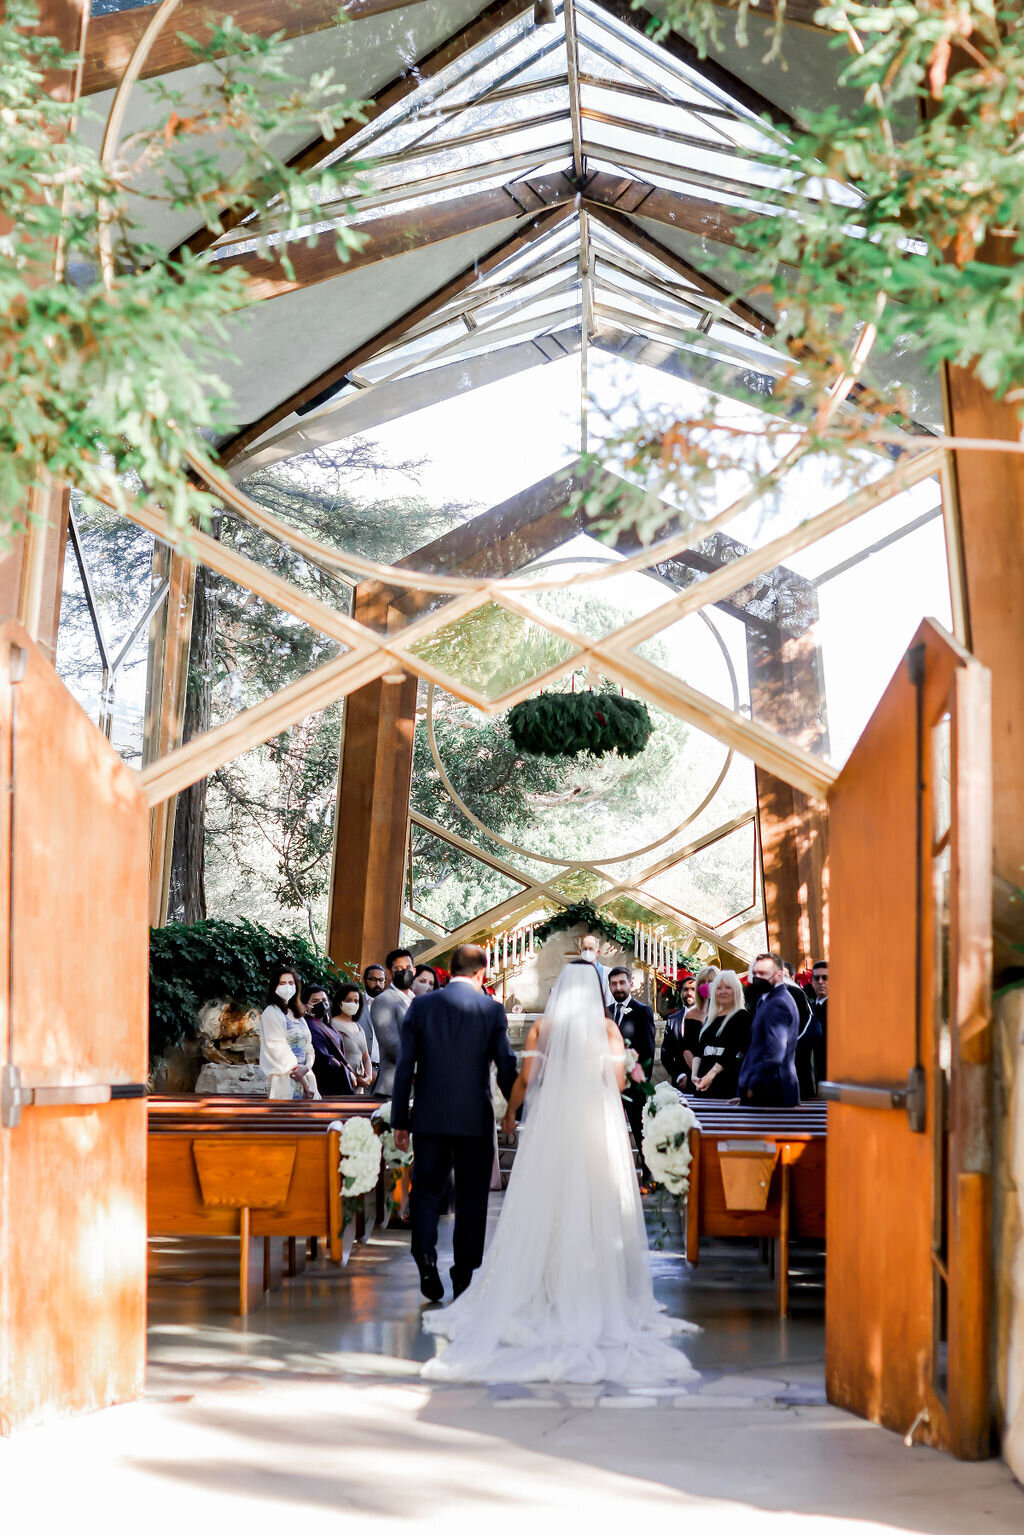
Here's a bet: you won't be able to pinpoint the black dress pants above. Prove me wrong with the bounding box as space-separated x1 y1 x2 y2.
623 1090 650 1181
410 1131 494 1281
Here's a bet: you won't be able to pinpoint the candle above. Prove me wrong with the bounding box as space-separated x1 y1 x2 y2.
486 940 491 972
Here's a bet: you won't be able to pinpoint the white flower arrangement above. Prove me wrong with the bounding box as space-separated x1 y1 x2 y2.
371 1099 414 1169
339 1115 383 1197
641 1091 698 1199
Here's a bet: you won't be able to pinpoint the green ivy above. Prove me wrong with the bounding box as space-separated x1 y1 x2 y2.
533 900 638 951
507 693 654 760
533 901 702 987
148 917 354 1066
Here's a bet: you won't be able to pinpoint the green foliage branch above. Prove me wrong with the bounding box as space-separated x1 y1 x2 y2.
149 916 353 1065
1 1 368 540
507 692 655 759
579 0 1024 538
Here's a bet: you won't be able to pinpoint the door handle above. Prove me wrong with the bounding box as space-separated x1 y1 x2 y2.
2 1065 146 1127
820 1067 926 1132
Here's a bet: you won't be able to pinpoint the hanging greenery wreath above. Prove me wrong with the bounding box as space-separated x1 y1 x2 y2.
507 692 654 760
533 901 635 949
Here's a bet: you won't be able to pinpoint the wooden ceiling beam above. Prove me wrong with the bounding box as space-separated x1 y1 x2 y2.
581 168 751 250
82 0 444 96
211 172 573 300
217 201 572 462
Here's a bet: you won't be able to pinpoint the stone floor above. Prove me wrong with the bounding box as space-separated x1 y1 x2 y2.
3 1199 1023 1532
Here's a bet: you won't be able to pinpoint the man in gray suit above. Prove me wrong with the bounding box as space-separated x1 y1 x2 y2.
370 947 415 1098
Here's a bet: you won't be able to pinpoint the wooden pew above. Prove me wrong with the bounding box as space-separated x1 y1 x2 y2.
148 1095 380 1314
682 1098 827 1317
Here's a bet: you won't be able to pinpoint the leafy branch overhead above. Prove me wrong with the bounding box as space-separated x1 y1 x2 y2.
1 1 368 540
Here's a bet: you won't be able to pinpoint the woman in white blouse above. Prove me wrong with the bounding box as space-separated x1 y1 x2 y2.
259 968 320 1101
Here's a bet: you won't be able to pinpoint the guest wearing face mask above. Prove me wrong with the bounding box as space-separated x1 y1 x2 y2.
412 964 440 997
332 984 374 1091
259 968 320 1101
302 983 355 1096
576 933 613 1007
680 965 720 1089
371 948 416 1098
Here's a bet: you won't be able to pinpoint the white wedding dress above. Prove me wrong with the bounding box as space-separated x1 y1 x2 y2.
422 965 698 1385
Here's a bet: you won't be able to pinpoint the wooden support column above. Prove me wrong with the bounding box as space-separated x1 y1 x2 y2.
748 624 830 967
327 583 417 970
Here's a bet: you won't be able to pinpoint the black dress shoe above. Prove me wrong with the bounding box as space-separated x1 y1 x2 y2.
450 1268 471 1299
419 1263 444 1303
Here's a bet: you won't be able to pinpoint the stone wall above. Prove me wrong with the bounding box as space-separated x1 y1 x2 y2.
498 922 652 1015
994 988 1024 1478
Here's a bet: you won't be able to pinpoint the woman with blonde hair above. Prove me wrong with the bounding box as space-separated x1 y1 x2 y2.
692 970 750 1099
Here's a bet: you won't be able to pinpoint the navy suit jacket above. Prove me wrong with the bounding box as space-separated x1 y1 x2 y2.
737 984 800 1107
391 982 519 1139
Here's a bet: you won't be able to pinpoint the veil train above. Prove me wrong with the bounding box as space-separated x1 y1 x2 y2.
422 964 698 1385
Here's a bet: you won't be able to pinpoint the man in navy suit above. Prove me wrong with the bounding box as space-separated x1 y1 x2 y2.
736 951 800 1107
392 943 518 1303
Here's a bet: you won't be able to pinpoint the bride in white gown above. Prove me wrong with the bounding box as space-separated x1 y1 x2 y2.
422 963 698 1384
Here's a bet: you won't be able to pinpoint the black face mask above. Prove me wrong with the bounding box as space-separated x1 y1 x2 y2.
312 1000 329 1020
746 977 772 1008
392 968 415 990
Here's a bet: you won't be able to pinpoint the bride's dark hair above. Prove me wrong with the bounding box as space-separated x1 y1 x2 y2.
568 958 608 1005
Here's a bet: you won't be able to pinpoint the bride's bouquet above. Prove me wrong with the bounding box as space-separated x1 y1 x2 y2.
642 1083 698 1199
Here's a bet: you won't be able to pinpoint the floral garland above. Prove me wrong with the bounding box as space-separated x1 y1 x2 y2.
641 1084 698 1199
371 1101 414 1220
507 692 654 760
338 1117 383 1229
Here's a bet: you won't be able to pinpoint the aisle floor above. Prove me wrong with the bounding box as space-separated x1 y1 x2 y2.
3 1199 1022 1532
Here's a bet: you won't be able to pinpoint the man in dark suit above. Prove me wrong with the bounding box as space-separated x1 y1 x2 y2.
660 971 696 1090
392 943 518 1303
809 958 828 1083
736 952 800 1107
608 965 655 1181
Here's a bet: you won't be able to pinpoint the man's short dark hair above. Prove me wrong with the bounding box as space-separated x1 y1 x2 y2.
450 943 486 977
386 948 413 972
812 959 828 972
363 963 385 980
754 951 784 974
608 966 631 980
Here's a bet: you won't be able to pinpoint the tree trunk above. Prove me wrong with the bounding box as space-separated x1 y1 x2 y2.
167 551 219 923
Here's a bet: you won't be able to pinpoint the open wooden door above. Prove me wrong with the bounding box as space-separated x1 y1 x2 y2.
825 618 992 1458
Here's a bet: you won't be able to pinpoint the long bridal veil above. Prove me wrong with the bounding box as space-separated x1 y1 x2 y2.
422 964 697 1384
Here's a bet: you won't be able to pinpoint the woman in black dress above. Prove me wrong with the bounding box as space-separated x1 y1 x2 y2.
692 970 750 1100
661 964 719 1091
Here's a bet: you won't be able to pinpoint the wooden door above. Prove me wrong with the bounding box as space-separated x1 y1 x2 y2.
825 618 992 1458
0 625 149 1431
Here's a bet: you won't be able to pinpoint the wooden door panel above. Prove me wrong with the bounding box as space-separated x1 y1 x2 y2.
826 618 992 1458
0 626 149 1431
